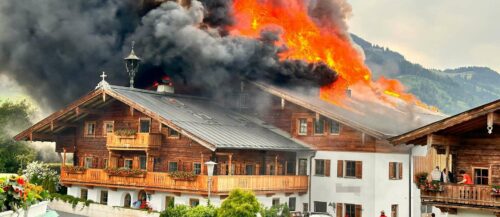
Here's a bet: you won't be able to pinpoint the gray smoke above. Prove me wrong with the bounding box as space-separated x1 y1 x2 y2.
0 0 339 111
0 0 140 110
308 0 353 38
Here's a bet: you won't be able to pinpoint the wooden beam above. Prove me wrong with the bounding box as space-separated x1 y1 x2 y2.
130 106 134 117
77 108 100 115
427 134 459 146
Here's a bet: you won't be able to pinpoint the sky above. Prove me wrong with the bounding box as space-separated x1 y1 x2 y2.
347 0 500 72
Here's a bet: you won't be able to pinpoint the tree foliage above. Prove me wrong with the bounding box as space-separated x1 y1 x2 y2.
0 100 36 173
217 189 260 217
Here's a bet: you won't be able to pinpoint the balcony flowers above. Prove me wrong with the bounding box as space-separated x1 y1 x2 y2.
168 171 198 181
492 185 500 196
0 175 49 213
114 129 137 137
104 167 146 177
62 165 87 174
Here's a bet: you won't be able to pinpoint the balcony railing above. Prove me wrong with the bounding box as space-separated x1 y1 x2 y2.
421 184 500 207
60 169 308 194
106 133 162 150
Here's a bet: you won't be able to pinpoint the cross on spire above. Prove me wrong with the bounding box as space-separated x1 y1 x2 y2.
96 71 110 90
100 71 107 82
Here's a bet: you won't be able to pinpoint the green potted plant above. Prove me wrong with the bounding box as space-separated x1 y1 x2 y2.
492 185 500 196
0 176 50 217
114 129 137 137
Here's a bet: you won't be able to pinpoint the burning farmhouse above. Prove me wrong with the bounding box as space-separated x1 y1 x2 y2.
10 0 500 217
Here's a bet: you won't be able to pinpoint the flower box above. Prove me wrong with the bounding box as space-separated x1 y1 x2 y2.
62 166 87 174
168 171 198 182
105 168 147 178
0 201 48 217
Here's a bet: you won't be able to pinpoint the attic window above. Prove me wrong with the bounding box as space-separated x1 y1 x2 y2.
297 118 308 135
139 118 151 133
329 119 340 135
168 126 180 138
84 121 96 137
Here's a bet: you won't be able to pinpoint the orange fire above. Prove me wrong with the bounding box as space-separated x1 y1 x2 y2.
230 0 432 109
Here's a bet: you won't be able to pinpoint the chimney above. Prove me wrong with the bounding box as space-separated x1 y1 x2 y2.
157 76 174 94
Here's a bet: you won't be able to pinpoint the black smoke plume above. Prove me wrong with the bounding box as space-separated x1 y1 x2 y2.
0 0 339 111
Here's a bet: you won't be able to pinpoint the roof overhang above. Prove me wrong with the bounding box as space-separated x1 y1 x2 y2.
389 99 500 146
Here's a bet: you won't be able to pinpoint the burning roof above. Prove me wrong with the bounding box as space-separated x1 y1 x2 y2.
251 81 446 138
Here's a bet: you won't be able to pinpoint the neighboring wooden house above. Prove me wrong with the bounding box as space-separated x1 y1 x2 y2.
390 100 500 217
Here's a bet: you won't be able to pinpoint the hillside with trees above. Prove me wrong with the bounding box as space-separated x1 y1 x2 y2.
352 34 500 114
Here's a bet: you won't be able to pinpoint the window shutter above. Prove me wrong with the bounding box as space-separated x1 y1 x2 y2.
398 163 403 180
355 204 362 217
325 160 331 177
256 164 260 175
389 162 395 179
336 203 343 217
355 161 362 179
79 157 84 167
337 160 343 177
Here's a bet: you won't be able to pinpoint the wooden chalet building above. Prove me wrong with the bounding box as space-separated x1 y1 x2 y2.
14 47 447 216
391 100 500 217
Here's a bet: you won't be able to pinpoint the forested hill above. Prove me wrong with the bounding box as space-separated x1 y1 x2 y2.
351 34 500 115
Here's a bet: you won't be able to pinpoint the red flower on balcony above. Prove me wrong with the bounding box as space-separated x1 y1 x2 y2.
17 177 25 185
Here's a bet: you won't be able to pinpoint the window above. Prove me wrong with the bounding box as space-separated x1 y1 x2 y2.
298 159 307 175
168 127 180 138
169 162 178 172
189 198 199 207
272 198 280 207
84 157 93 168
139 118 151 133
474 168 489 185
391 204 398 217
245 164 255 175
165 196 175 209
315 159 325 176
139 156 147 170
297 118 307 135
313 118 325 135
345 204 356 217
103 159 108 169
85 121 96 137
193 163 201 175
124 193 131 208
421 204 432 214
329 119 340 134
80 189 88 200
345 161 356 177
100 191 108 205
286 161 296 175
314 201 327 212
124 159 133 169
303 203 308 213
288 197 296 211
389 162 403 180
103 121 114 136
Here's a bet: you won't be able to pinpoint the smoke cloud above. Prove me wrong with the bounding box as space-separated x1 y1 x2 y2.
0 0 347 111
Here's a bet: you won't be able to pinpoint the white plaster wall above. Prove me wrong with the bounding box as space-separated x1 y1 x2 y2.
67 185 301 212
308 151 411 217
429 207 496 217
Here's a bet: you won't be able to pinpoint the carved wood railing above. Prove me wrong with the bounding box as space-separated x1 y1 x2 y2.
421 184 500 207
60 169 309 194
106 133 162 150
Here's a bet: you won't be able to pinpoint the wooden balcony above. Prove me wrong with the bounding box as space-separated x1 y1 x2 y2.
421 184 500 209
106 133 162 151
60 169 308 195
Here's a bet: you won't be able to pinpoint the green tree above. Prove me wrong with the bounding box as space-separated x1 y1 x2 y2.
217 189 260 217
185 205 217 217
160 205 189 217
0 100 36 173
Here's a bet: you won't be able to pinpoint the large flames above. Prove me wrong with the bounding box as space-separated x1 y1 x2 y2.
230 0 433 110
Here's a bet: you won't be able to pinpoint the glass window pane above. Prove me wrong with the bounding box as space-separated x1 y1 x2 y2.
482 169 488 176
140 119 150 133
329 120 340 134
169 162 178 172
314 119 324 134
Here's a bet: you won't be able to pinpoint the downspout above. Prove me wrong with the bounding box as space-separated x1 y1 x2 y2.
409 147 412 217
308 151 316 214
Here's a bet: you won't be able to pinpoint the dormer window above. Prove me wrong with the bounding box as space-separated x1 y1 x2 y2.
168 127 180 138
139 118 151 133
314 118 325 135
85 121 96 137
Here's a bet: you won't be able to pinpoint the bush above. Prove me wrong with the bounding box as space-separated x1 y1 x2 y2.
185 205 217 217
160 205 189 217
50 193 92 209
217 189 260 217
23 161 59 193
260 204 290 217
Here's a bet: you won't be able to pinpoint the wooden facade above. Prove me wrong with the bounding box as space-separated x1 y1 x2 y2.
390 100 500 214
